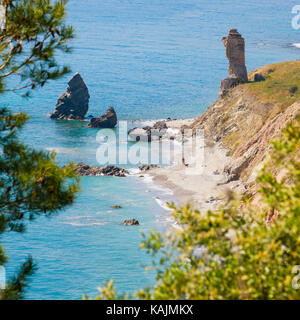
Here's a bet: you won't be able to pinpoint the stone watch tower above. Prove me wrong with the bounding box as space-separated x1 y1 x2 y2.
219 29 248 97
222 29 248 81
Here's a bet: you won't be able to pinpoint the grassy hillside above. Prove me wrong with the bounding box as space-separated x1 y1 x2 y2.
246 60 300 108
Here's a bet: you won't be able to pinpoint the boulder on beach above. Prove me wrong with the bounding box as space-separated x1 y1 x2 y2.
123 219 140 226
128 120 168 142
128 127 150 142
50 73 90 120
74 162 128 177
139 164 159 171
88 107 117 128
153 120 168 131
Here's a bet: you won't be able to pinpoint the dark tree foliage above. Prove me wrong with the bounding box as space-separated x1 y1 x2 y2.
0 0 79 300
0 0 74 94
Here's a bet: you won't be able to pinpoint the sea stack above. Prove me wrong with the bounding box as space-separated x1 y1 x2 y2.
88 107 117 128
222 29 248 82
50 73 90 120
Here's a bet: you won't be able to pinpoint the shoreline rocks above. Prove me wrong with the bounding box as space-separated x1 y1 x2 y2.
128 120 168 142
88 107 117 128
50 73 90 120
139 164 159 171
75 162 128 177
128 127 150 142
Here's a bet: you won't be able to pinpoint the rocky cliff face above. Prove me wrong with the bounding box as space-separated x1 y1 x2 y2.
50 73 90 120
190 61 300 184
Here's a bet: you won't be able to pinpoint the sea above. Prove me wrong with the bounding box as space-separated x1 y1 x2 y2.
1 0 300 299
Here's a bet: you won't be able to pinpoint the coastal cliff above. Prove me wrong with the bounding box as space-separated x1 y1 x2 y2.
190 60 300 184
148 60 300 210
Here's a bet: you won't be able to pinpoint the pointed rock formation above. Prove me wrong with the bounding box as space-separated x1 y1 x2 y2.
88 107 117 128
222 29 248 82
50 73 90 120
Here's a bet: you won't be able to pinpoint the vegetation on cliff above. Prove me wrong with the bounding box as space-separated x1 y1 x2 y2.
95 116 300 300
247 61 300 109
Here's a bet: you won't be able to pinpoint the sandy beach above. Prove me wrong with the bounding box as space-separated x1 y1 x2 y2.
147 119 241 211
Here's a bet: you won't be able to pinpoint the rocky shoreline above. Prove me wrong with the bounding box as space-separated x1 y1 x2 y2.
74 163 129 177
69 113 240 212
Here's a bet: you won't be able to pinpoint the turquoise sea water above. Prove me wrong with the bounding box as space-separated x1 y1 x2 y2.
2 0 300 299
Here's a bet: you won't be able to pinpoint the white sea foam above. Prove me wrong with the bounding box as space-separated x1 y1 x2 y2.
154 197 173 211
128 168 140 175
292 43 300 49
129 119 156 128
64 216 93 220
129 118 166 128
141 173 154 184
166 128 180 136
150 182 174 196
137 173 178 218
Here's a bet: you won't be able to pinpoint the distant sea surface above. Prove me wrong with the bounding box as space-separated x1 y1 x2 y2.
2 0 300 299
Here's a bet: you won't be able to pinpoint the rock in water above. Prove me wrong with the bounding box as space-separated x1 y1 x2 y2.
100 165 128 177
74 162 128 177
74 162 102 176
222 29 248 82
88 107 117 128
111 205 122 209
50 73 90 120
123 219 140 226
